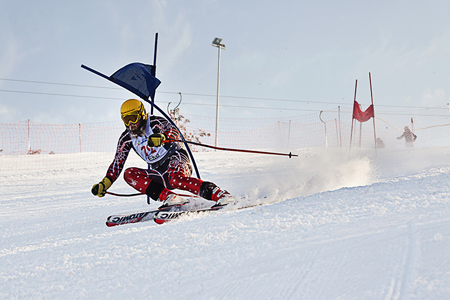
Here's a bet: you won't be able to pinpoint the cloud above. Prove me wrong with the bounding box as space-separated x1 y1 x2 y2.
420 88 446 106
395 29 450 68
0 39 20 79
140 1 191 65
0 17 44 81
0 104 10 115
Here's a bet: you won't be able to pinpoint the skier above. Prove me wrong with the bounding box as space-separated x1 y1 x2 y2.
91 99 234 207
397 126 417 147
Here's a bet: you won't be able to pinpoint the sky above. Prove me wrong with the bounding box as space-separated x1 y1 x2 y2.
1 0 450 124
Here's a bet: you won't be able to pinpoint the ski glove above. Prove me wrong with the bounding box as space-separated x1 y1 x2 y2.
148 133 166 147
91 177 112 197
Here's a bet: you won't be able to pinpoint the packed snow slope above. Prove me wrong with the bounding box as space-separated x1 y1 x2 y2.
1 147 450 299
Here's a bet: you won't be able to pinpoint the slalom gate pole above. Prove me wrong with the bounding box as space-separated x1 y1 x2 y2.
349 79 358 152
166 139 298 158
369 72 377 154
148 33 158 205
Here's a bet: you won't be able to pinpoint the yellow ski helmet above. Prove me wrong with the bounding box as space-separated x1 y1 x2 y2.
120 99 147 126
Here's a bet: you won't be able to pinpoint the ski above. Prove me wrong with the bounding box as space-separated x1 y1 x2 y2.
106 209 160 227
106 196 264 227
106 204 225 227
152 197 267 224
153 205 225 224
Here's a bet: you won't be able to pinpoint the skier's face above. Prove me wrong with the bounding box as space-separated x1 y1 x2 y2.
128 119 142 131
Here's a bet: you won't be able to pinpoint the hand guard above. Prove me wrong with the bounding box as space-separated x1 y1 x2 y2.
91 177 112 197
147 133 166 147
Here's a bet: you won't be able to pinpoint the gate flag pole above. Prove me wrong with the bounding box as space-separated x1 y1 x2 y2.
150 33 158 115
350 75 376 152
369 72 377 152
349 80 357 151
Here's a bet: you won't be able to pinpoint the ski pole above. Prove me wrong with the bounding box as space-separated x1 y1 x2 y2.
106 191 143 197
166 139 298 158
106 191 200 198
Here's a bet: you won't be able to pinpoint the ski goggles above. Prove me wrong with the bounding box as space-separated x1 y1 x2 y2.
122 113 142 126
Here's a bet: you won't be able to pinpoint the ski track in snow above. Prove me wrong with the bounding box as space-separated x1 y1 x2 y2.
1 147 450 299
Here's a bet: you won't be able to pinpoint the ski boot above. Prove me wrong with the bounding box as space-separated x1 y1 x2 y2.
200 182 236 208
159 194 189 209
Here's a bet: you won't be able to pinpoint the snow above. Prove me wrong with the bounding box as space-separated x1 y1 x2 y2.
2 147 450 299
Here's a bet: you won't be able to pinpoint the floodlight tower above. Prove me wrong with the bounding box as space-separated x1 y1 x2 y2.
212 37 225 147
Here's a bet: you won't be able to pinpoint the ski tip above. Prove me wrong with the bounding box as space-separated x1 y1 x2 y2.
106 216 118 227
154 219 167 225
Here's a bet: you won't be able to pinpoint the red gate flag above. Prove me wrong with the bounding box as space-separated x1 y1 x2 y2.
353 100 374 122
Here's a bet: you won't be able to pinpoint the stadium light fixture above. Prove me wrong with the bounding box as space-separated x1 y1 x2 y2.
212 37 225 147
